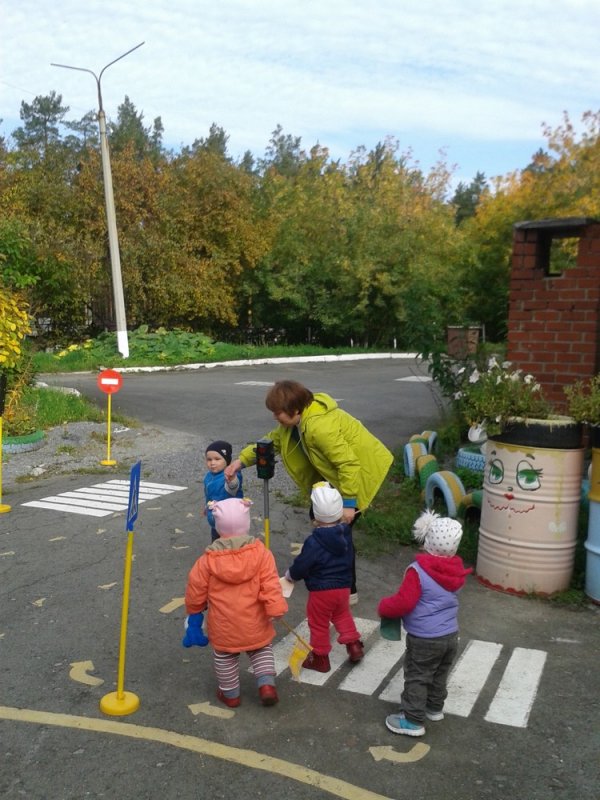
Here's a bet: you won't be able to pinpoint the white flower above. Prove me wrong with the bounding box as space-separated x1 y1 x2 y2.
468 369 480 384
487 356 499 370
524 374 534 384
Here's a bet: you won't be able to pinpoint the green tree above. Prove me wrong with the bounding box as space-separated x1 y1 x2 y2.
451 171 487 225
11 91 69 156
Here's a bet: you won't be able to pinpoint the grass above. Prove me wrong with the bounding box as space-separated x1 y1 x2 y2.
31 327 384 374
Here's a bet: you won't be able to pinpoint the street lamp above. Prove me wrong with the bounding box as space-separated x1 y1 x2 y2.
52 42 145 359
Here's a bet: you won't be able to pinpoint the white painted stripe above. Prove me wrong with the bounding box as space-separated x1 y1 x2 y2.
21 501 112 517
444 639 503 717
395 376 432 383
484 647 547 728
105 480 187 491
73 488 163 500
37 495 128 511
379 666 405 703
59 492 129 507
340 635 404 695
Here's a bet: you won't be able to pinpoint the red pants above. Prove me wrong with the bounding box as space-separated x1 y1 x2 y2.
307 588 361 655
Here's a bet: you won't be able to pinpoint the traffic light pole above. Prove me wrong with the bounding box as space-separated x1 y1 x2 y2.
255 438 275 550
263 478 270 550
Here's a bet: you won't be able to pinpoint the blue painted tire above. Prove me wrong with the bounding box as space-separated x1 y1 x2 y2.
455 446 486 472
425 470 466 518
404 441 428 477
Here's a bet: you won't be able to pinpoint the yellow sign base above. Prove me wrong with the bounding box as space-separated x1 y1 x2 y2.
100 691 140 717
100 459 117 466
0 503 11 514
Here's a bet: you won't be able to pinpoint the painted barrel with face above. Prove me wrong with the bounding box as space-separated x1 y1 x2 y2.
476 417 584 595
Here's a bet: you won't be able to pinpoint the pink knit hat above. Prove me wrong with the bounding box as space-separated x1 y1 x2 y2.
208 497 253 537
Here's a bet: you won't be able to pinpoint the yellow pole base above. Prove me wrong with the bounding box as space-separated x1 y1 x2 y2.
100 459 117 466
0 503 11 514
100 690 140 716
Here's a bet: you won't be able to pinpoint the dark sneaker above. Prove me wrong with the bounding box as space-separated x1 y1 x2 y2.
385 713 425 737
302 651 331 673
216 689 241 708
259 685 279 706
346 640 364 662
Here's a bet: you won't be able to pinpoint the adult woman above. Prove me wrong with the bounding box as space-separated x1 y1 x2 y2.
225 380 393 598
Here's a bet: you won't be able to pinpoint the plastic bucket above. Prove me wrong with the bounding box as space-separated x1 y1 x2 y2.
476 418 583 595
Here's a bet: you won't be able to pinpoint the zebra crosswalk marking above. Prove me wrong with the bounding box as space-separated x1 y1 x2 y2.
274 620 547 729
484 647 547 728
341 636 404 696
22 480 188 518
444 639 503 717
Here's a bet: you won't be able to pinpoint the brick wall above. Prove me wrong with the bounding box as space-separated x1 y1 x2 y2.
506 218 600 412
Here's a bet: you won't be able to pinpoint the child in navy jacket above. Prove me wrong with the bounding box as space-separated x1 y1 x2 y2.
285 482 363 673
203 440 244 541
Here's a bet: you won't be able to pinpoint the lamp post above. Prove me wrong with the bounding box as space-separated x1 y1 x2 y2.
52 42 145 359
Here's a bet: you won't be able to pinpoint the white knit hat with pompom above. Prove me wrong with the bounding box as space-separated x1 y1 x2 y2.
413 509 463 557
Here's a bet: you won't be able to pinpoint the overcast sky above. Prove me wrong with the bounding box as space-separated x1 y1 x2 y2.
1 0 598 184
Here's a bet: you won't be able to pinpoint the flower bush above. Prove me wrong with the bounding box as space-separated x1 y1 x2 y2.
448 356 551 436
564 373 600 425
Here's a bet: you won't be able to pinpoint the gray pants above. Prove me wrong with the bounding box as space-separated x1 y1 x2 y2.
400 632 458 724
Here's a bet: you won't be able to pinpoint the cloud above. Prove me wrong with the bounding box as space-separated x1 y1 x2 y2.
1 0 599 179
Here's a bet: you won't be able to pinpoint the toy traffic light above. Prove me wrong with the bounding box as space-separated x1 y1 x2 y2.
256 438 275 480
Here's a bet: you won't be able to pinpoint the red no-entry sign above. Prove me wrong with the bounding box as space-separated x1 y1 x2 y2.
97 369 123 394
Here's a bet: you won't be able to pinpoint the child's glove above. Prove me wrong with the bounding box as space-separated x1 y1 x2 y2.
182 612 209 647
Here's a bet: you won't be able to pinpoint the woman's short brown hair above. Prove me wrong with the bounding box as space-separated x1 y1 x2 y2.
265 381 314 415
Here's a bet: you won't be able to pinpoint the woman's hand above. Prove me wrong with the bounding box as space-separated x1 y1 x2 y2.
224 458 242 480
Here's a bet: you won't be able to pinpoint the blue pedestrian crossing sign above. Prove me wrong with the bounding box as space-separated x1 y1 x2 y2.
126 461 142 531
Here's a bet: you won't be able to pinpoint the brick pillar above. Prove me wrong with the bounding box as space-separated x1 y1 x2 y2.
506 218 600 412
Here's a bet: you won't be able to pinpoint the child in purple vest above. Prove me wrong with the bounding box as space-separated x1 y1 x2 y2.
378 509 472 737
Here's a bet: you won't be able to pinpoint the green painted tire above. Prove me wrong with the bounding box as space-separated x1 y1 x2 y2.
2 429 46 453
416 454 439 489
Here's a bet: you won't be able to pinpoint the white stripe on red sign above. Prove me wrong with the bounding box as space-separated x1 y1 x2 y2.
101 378 120 385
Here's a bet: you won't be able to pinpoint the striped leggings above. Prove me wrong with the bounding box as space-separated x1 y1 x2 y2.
213 644 276 693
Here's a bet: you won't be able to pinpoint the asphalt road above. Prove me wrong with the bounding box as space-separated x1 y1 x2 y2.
2 357 599 800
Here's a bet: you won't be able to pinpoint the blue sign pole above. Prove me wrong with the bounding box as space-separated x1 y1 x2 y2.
100 460 142 716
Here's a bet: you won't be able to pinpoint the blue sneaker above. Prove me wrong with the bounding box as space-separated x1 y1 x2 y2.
385 712 425 737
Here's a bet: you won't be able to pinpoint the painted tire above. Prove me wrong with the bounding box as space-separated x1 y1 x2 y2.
404 441 428 477
420 430 437 454
455 446 486 472
416 454 439 489
457 490 483 520
2 429 46 453
425 470 466 518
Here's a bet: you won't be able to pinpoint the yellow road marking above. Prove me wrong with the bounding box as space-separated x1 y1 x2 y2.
290 542 302 555
32 598 46 607
0 705 397 800
369 744 430 763
188 701 235 719
69 661 104 687
160 597 185 613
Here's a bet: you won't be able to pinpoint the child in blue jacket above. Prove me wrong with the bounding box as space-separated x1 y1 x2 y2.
203 440 244 541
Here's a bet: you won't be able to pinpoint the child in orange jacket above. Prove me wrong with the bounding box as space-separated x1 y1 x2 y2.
184 497 288 707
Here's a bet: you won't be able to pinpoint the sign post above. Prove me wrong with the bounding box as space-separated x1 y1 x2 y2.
97 369 122 466
100 460 141 717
